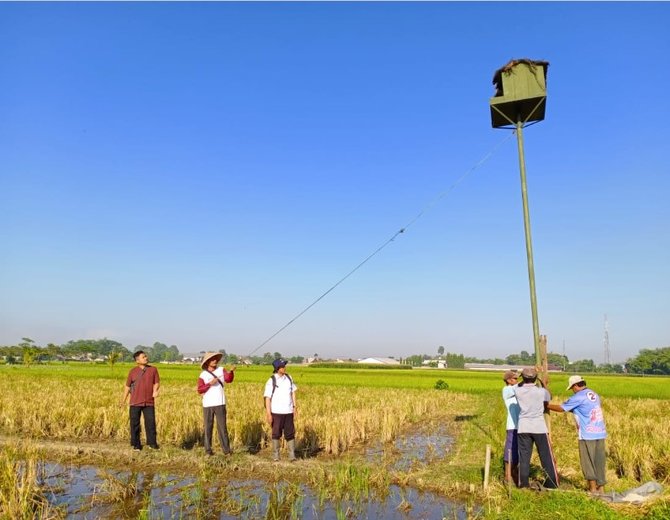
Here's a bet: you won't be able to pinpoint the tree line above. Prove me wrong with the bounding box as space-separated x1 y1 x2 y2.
0 338 182 366
1 338 669 375
404 346 670 375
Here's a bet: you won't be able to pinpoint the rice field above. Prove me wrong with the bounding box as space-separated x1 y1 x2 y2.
1 363 669 519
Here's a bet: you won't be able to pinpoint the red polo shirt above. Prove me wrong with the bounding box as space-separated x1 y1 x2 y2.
126 365 160 406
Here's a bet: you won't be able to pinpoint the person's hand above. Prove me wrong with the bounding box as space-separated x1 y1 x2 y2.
209 377 220 386
293 406 298 418
229 365 237 372
265 411 273 426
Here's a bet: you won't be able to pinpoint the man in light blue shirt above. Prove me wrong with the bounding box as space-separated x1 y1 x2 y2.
549 375 607 494
501 370 520 484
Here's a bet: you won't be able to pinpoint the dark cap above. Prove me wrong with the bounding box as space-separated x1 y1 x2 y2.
521 367 537 379
272 358 288 372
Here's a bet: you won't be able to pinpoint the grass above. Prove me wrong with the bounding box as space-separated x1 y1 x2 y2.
1 363 669 519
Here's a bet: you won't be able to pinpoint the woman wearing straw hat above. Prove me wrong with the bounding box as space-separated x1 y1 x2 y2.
197 352 236 456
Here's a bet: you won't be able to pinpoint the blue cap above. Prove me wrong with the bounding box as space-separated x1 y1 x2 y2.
272 358 288 371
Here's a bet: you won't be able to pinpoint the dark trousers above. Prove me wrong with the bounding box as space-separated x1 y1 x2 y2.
129 405 157 448
271 413 295 441
203 405 231 454
518 432 559 488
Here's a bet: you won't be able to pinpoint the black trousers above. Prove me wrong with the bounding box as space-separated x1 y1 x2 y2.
203 405 231 454
129 405 157 448
271 413 295 441
518 432 559 488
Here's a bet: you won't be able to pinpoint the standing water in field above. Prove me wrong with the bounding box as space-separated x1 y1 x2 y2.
41 462 470 519
365 421 455 472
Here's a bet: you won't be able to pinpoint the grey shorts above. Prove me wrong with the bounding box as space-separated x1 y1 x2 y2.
579 439 607 486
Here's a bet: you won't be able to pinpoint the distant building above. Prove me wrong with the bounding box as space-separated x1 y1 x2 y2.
357 357 400 365
422 359 448 369
464 363 563 372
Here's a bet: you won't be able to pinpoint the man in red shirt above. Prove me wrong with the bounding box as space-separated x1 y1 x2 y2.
121 350 160 451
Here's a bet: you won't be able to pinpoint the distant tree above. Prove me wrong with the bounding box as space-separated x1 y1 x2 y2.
164 345 181 362
547 352 569 369
568 359 596 373
273 352 282 360
405 354 426 367
108 350 122 370
151 342 169 361
46 343 62 361
289 356 304 364
626 347 670 375
224 353 240 364
445 352 465 369
596 363 624 374
505 350 534 365
20 338 37 366
438 345 445 356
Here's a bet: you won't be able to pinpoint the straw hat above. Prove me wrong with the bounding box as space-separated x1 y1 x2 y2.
201 352 223 370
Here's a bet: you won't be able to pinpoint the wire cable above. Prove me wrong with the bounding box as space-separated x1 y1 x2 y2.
247 132 515 357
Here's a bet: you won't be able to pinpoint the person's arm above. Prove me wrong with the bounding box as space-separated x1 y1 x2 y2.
291 391 298 417
121 370 133 406
548 403 565 413
152 368 160 398
265 396 273 425
224 366 236 383
263 379 273 425
120 385 131 406
197 377 210 394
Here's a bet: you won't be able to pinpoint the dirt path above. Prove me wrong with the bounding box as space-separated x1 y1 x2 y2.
1 435 324 482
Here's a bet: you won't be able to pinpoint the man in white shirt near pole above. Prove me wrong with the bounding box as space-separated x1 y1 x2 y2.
264 358 298 461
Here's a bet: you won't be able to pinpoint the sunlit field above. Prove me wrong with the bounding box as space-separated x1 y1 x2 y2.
1 363 669 519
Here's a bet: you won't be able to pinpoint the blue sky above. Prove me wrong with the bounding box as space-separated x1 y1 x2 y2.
1 2 668 362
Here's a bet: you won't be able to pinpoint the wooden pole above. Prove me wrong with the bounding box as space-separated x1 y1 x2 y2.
484 444 491 489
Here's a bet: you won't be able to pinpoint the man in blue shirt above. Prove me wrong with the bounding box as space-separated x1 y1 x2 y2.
549 375 607 494
501 370 520 485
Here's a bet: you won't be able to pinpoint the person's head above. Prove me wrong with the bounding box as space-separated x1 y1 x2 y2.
133 351 148 365
272 358 288 374
201 352 223 371
566 375 587 392
503 370 518 385
520 367 537 384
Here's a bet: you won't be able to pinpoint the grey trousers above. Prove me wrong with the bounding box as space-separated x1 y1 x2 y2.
579 439 607 486
203 405 231 454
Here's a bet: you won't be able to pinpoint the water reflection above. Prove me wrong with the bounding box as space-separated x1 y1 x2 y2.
41 462 469 519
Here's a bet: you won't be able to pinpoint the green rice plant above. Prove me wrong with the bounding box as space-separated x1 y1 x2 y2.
263 481 303 520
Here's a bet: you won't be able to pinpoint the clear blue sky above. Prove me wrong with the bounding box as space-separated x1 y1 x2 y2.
1 2 668 363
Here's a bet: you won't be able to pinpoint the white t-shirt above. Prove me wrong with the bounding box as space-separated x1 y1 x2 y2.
200 367 227 408
263 373 297 414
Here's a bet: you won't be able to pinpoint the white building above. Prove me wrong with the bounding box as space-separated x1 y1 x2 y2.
357 357 400 365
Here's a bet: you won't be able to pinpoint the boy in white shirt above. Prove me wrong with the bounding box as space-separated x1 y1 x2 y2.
263 358 298 461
